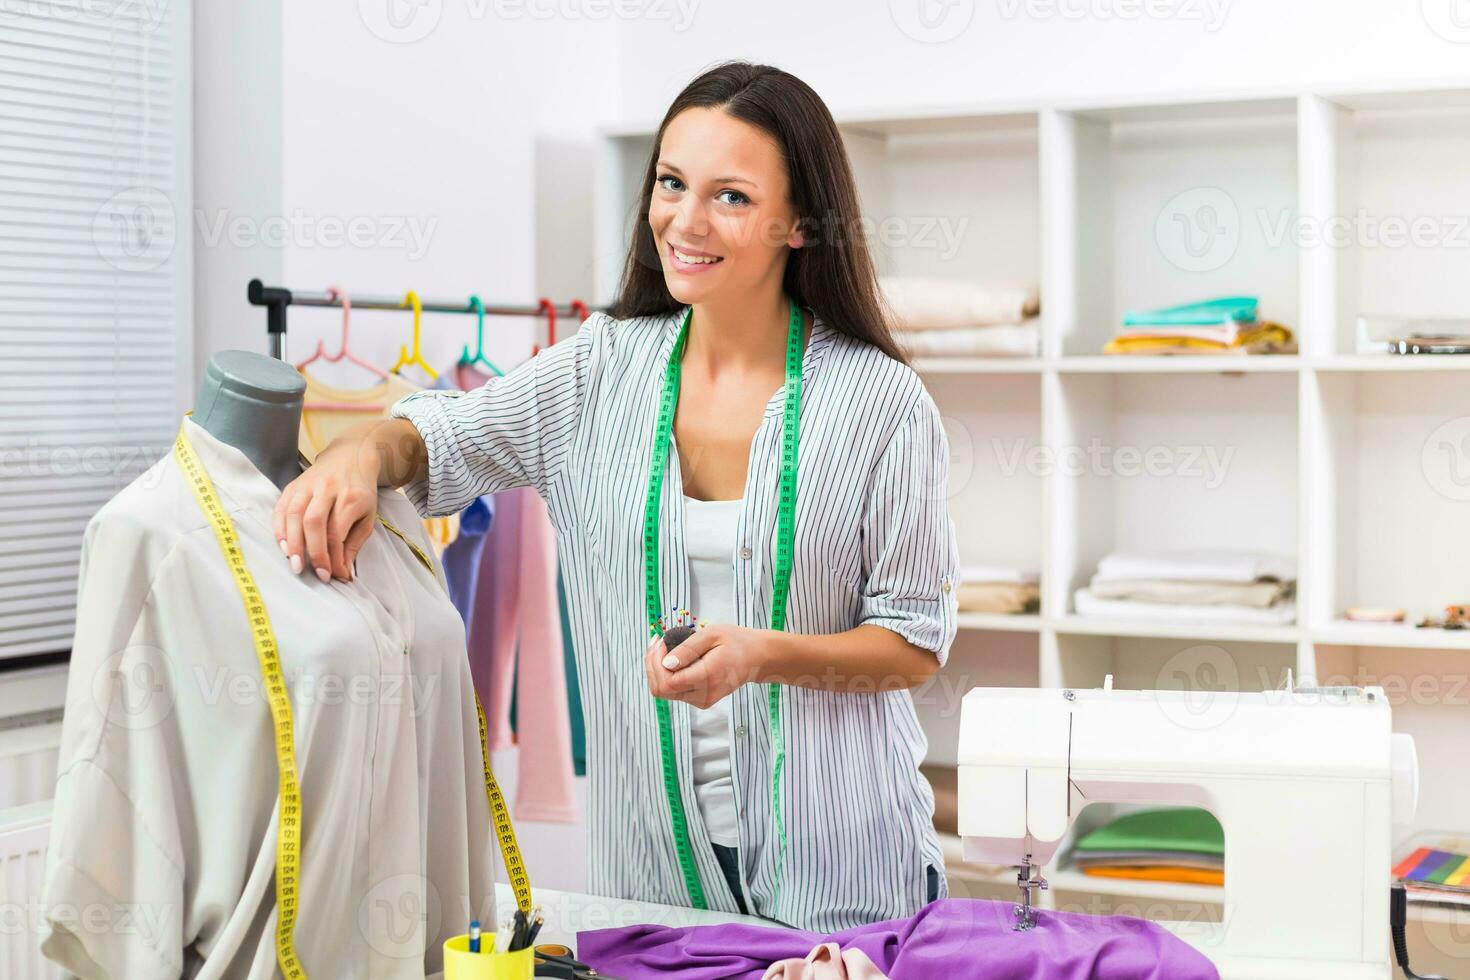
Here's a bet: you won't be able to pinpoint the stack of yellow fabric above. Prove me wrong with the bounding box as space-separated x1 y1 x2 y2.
1104 321 1294 355
1104 296 1295 356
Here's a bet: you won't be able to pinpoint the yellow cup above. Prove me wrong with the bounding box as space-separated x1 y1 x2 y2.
442 935 534 980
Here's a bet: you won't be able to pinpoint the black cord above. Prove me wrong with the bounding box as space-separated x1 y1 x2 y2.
1392 883 1450 979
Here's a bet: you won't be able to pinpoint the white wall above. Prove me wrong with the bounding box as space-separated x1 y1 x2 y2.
192 1 283 388
195 3 619 386
193 2 620 892
616 0 1470 122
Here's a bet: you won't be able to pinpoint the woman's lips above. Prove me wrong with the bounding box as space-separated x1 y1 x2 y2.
667 242 724 275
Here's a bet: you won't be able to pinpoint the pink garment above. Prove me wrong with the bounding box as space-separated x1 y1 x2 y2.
762 943 889 980
460 362 576 824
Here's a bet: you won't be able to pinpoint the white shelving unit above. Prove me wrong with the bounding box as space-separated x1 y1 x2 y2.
596 82 1470 951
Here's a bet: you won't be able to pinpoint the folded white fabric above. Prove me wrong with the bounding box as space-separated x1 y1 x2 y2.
1074 587 1297 624
1087 577 1293 608
880 275 1040 330
1093 549 1296 585
894 321 1040 358
960 565 1040 585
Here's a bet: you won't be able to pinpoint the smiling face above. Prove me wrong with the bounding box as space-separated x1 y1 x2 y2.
648 107 805 306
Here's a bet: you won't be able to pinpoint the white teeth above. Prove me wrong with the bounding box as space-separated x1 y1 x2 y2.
672 246 720 265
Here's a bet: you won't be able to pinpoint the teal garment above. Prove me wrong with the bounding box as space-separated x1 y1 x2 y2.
559 563 587 776
1122 296 1258 327
508 562 586 777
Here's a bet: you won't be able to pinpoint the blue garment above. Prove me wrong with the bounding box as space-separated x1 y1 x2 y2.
432 372 494 636
441 495 493 633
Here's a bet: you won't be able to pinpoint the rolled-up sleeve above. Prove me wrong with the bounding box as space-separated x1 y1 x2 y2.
388 313 604 517
857 393 961 666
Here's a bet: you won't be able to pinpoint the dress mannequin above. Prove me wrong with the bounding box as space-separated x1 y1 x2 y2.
192 349 304 489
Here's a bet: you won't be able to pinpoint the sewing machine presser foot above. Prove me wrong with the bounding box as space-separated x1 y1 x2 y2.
1013 855 1048 931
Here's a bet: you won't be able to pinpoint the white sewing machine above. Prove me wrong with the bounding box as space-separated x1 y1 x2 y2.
957 679 1421 979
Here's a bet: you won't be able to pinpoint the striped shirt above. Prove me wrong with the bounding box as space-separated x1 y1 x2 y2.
388 306 960 931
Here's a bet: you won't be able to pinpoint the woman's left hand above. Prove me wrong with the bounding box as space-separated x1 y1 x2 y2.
644 625 770 709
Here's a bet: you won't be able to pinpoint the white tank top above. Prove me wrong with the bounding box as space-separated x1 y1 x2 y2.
682 493 741 847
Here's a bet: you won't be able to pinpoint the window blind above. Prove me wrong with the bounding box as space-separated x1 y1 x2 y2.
0 3 190 661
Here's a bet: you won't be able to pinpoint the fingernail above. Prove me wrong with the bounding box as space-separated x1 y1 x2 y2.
315 567 330 583
662 654 679 670
278 539 289 556
289 554 303 574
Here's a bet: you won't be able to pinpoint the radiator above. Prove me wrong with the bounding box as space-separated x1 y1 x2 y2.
0 717 63 979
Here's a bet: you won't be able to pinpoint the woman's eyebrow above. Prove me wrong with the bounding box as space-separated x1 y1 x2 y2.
657 161 759 188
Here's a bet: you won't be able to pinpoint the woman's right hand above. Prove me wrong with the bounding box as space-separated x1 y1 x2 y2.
273 429 385 583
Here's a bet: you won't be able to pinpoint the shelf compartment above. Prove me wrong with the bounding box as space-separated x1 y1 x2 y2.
1045 371 1299 620
1313 371 1470 624
1305 90 1470 356
1051 100 1299 358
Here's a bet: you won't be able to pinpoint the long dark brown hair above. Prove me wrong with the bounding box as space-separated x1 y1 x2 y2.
609 61 907 364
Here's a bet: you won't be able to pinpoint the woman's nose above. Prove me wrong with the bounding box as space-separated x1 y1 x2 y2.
671 195 709 238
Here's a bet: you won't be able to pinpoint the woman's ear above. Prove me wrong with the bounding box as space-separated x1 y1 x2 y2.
787 220 806 249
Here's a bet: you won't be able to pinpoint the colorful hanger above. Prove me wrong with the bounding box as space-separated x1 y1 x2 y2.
570 299 590 324
458 295 505 377
390 289 439 380
295 286 390 381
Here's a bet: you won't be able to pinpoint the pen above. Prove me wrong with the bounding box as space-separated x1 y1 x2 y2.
524 913 544 947
468 920 481 954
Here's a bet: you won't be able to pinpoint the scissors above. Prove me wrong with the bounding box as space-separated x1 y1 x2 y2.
533 943 621 979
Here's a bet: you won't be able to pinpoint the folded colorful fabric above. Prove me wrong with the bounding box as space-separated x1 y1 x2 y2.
1094 550 1296 585
1081 866 1225 886
1104 322 1295 356
1075 808 1225 857
1075 851 1224 871
894 321 1040 358
880 275 1040 329
1121 296 1259 326
578 898 1220 980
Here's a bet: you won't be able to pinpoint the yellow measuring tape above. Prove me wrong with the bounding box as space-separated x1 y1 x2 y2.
376 516 533 916
175 424 531 978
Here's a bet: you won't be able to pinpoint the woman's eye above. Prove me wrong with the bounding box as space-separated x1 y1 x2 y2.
717 189 749 207
656 174 684 193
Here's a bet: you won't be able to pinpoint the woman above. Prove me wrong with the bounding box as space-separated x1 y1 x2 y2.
274 61 960 932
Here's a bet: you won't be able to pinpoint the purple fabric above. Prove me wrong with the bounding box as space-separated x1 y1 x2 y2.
577 899 1218 980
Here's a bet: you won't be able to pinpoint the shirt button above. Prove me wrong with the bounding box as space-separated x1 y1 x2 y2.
942 579 951 593
735 725 747 737
739 546 753 560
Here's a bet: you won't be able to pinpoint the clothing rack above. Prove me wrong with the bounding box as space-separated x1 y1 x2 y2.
247 278 601 360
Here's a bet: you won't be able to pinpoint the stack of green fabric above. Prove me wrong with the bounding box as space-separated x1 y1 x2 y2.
1072 808 1224 885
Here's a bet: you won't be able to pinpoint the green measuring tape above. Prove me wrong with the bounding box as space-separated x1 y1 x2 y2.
643 301 804 911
